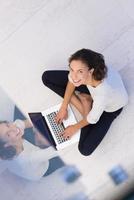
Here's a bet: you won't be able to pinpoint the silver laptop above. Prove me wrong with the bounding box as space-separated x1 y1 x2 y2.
29 103 80 150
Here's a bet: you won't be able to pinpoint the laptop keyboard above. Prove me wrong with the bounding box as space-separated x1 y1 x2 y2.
46 111 68 144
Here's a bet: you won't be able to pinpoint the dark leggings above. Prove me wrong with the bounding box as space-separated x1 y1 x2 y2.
42 70 123 156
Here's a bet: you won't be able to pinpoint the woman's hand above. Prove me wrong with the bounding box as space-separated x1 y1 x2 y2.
55 106 68 124
61 124 78 140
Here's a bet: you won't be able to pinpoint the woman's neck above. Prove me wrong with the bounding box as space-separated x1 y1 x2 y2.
87 78 102 88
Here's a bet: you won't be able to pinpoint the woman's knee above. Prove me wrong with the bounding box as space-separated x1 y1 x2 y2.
42 71 50 86
78 143 94 156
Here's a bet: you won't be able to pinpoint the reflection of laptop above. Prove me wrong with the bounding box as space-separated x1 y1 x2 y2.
29 103 80 150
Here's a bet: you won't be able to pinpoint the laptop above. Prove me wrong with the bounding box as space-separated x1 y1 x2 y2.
29 103 80 150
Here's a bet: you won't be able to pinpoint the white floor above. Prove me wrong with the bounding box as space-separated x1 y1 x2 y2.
0 0 134 199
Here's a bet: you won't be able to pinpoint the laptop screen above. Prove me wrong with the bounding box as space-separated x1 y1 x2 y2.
28 112 56 148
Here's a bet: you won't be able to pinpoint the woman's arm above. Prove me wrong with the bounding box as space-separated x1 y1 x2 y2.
61 81 75 109
74 118 89 130
56 81 75 123
62 118 89 139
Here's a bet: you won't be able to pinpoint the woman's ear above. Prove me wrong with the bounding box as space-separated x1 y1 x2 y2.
89 68 94 74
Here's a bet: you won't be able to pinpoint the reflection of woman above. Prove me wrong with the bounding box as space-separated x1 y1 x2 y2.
0 120 58 180
42 49 128 156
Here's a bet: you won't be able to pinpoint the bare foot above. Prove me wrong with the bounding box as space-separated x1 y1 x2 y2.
77 93 92 117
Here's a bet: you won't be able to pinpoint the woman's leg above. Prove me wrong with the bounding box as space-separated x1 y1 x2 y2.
78 108 123 156
42 70 69 97
77 93 93 116
42 70 91 116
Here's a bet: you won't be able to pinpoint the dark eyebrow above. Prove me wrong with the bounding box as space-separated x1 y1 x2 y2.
0 120 8 124
69 66 84 71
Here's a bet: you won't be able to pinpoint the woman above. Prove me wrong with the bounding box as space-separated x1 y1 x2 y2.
0 119 59 180
42 49 128 156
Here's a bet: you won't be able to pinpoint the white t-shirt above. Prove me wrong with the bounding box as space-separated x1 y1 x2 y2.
6 120 57 181
68 67 128 124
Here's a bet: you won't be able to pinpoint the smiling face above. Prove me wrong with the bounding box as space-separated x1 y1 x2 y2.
0 122 24 146
69 60 93 87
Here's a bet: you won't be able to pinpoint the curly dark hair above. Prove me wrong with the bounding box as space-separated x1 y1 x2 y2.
0 140 17 160
68 48 107 81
